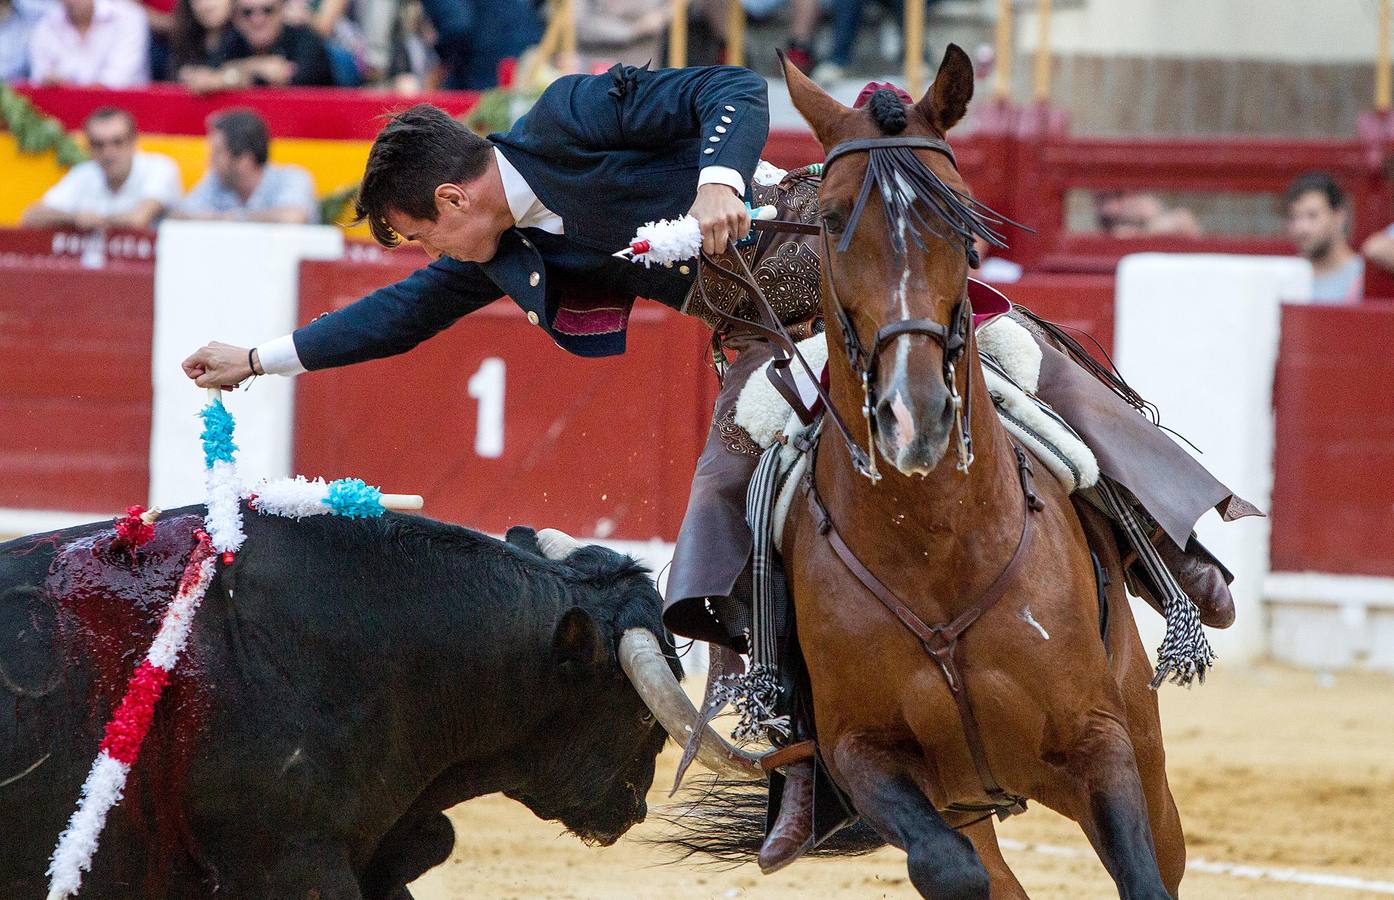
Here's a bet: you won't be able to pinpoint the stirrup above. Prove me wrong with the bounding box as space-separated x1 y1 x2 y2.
760 740 815 774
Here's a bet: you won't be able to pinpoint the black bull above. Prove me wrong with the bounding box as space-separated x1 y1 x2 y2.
0 506 689 899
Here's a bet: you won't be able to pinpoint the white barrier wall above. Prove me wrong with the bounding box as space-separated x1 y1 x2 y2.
1114 253 1312 664
149 221 343 509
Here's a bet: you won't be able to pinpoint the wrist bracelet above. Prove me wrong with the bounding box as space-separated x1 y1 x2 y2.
248 347 261 376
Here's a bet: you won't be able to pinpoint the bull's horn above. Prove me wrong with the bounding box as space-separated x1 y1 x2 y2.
617 628 763 781
537 528 585 561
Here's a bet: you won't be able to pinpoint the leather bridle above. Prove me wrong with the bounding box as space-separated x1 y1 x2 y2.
695 134 982 482
819 135 977 481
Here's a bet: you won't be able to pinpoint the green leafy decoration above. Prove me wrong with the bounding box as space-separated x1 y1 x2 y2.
0 84 87 168
464 86 541 136
319 182 360 226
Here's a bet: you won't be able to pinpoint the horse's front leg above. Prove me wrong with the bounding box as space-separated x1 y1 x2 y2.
830 733 989 900
1054 710 1174 900
955 817 1028 899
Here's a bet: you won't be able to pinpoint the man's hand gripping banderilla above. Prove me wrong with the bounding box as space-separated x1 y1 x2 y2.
687 183 752 256
183 341 256 389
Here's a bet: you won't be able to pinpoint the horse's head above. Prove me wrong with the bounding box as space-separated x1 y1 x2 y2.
782 45 1002 477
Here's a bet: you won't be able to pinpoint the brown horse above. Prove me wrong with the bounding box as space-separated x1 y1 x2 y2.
776 48 1185 898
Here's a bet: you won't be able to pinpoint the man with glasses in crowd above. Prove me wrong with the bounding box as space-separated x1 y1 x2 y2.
206 0 332 87
21 107 183 231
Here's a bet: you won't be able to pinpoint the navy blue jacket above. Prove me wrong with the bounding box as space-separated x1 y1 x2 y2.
292 64 770 367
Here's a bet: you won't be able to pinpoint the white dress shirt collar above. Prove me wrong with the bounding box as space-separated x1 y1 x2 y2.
494 146 563 234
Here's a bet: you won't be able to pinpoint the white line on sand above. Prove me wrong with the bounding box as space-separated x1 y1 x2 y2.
997 838 1394 894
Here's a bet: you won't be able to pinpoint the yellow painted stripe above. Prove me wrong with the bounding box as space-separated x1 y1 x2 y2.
0 134 374 232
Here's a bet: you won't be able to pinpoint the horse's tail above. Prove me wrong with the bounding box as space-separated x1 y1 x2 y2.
650 776 885 865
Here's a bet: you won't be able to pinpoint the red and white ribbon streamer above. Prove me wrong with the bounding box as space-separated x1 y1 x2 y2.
46 533 216 900
47 390 239 900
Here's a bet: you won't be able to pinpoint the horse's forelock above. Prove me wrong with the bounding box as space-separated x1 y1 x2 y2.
867 89 908 136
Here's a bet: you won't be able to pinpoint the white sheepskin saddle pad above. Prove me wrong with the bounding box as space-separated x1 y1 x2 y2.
734 316 1099 499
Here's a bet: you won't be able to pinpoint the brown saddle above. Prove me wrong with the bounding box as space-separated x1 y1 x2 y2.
683 165 825 333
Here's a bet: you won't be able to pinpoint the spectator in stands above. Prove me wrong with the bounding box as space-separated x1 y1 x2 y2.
0 0 40 81
384 0 437 93
1283 172 1363 304
166 0 231 82
811 0 943 84
673 0 813 72
1359 215 1394 285
357 0 402 84
2 0 44 82
27 0 151 87
283 0 367 84
171 108 319 223
205 0 333 87
138 0 175 79
1094 190 1202 238
420 0 538 89
572 0 670 70
20 107 182 230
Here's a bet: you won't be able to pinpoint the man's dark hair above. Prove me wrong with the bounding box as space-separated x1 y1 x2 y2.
354 104 494 247
1283 172 1347 213
84 106 136 137
211 109 271 167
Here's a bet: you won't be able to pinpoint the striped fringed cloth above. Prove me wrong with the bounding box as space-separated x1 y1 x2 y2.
1097 478 1214 687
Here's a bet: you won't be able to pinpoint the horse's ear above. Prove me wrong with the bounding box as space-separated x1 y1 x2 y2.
915 43 974 134
779 49 850 146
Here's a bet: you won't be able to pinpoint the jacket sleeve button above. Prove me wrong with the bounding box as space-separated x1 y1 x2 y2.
529 271 540 287
679 264 691 275
527 310 540 325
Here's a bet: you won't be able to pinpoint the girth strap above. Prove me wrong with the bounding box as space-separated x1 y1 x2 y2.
803 444 1045 816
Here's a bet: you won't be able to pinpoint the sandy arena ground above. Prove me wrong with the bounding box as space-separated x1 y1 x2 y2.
410 664 1393 899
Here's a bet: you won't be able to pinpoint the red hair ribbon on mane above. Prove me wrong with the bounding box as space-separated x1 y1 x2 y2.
853 82 914 109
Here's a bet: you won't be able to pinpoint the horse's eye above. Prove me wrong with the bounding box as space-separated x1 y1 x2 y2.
821 210 845 234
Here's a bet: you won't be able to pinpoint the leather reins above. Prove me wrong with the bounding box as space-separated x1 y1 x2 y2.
696 133 1042 817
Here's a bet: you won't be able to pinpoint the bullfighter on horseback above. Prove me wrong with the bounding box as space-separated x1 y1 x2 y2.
184 59 1258 877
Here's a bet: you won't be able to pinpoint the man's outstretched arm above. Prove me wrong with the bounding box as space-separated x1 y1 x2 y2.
183 257 504 387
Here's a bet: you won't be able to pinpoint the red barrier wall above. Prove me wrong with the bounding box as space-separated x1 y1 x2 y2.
0 260 154 513
1270 304 1394 576
293 258 719 539
0 226 157 266
997 274 1116 359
